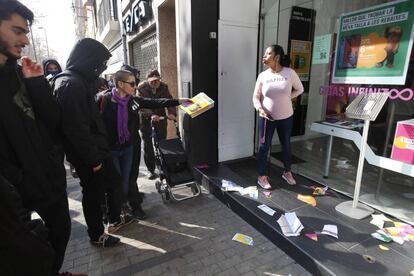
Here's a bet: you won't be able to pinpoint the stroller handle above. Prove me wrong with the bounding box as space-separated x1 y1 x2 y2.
151 116 177 122
150 116 181 138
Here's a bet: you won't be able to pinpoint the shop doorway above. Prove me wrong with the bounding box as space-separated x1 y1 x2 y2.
218 21 257 162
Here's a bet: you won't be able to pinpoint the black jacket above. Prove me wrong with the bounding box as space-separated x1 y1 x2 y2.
53 38 112 167
99 91 179 151
0 58 66 210
0 175 54 276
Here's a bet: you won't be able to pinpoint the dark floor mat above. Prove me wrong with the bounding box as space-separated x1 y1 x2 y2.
270 152 306 164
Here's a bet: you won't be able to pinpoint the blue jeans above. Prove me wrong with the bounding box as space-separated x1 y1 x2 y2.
111 145 134 203
258 116 293 176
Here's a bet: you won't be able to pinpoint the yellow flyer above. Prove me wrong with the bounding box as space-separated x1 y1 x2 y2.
232 233 254 246
179 92 214 118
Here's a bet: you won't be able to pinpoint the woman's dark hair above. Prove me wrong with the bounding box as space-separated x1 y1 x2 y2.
269 44 291 67
0 0 34 25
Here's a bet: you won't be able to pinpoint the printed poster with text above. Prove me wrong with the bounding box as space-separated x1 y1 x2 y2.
332 0 414 85
290 40 312 81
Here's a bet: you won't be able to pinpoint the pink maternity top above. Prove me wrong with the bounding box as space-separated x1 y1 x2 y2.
253 67 304 120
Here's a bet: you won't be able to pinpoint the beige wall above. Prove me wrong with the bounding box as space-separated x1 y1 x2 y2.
157 0 178 138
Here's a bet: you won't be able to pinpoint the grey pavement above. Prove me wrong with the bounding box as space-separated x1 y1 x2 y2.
62 162 311 276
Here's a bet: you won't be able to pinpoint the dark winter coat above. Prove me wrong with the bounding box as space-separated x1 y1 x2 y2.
138 81 176 133
0 58 66 210
53 38 112 167
0 175 54 276
98 91 179 151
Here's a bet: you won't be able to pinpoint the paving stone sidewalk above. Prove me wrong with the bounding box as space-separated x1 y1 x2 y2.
62 164 311 276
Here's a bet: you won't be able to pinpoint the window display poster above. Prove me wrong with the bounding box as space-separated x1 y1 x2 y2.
391 119 414 164
332 0 414 85
312 34 332 64
290 40 312 81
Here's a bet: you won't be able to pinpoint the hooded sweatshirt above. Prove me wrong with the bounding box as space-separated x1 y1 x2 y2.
53 38 112 167
42 58 62 80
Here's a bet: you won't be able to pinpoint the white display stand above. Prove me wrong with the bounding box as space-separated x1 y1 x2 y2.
334 92 389 219
310 123 414 178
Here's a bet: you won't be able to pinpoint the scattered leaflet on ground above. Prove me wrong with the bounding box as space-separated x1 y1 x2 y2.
305 233 318 241
232 233 254 246
257 204 276 216
221 179 243 192
370 214 393 229
312 185 328 196
370 215 414 244
371 230 392 243
321 225 338 239
240 186 258 199
297 194 317 206
277 212 304 237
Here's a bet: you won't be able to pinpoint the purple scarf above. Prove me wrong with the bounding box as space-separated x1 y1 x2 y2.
112 88 131 144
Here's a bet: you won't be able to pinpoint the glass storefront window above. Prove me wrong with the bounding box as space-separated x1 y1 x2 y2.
258 0 414 224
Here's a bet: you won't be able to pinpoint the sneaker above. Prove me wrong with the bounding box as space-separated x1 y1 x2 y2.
257 176 272 190
122 203 132 216
147 171 158 180
132 206 147 220
70 167 78 178
59 273 88 276
282 171 296 185
90 233 120 247
107 214 135 234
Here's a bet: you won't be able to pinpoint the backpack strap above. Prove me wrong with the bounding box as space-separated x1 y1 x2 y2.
96 89 112 113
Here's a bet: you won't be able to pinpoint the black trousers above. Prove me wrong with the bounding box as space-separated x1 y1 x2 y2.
72 158 122 240
128 138 143 210
36 194 71 275
141 119 167 173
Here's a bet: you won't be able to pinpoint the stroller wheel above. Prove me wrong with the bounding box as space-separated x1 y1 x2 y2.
161 189 170 203
190 184 200 195
155 180 162 193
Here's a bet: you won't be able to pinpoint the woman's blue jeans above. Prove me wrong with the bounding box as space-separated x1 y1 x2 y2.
258 116 293 176
111 145 134 203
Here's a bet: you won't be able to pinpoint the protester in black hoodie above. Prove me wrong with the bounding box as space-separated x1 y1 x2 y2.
0 1 76 275
43 58 62 81
54 38 134 247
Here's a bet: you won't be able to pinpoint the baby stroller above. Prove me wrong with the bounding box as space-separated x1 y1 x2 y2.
152 117 201 203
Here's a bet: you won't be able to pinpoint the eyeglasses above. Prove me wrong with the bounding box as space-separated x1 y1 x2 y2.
120 80 136 87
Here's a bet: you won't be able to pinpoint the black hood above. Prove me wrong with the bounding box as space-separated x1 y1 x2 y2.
42 59 62 76
66 38 111 81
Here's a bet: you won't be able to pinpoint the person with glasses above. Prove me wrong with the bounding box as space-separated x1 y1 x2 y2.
99 70 188 219
138 69 177 180
119 64 145 219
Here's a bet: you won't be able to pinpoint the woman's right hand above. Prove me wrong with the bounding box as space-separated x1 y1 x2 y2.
258 108 272 120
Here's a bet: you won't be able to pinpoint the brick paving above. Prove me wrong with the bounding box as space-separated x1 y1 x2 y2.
62 163 311 276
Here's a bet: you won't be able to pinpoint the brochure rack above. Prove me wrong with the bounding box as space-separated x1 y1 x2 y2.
335 92 389 219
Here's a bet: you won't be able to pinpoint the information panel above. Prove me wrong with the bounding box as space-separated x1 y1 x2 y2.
332 0 414 85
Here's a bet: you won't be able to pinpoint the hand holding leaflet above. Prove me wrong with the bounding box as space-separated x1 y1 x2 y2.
179 92 214 118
